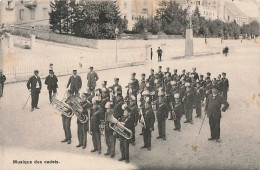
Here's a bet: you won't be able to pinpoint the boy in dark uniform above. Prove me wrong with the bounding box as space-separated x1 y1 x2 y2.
173 93 184 131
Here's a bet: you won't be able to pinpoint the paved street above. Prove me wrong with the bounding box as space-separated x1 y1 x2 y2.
0 41 260 169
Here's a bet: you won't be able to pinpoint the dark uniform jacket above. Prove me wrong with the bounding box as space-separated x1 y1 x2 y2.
173 101 184 118
27 76 42 90
112 84 122 94
121 115 135 131
67 75 82 91
129 104 139 125
139 79 146 93
191 72 199 81
205 94 229 119
171 73 178 81
182 91 194 109
131 78 139 95
45 75 58 90
90 108 104 133
114 97 124 119
148 74 155 87
143 107 155 130
156 102 168 121
0 74 6 86
221 78 229 92
195 87 203 104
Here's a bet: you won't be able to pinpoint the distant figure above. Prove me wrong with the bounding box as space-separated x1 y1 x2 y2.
157 47 163 62
45 70 58 104
223 45 229 57
87 66 99 96
27 70 42 112
150 48 153 61
0 69 6 98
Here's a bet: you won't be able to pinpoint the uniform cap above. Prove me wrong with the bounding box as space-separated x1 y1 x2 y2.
158 91 164 97
166 67 169 69
151 69 154 72
142 90 149 96
174 69 177 72
182 69 185 72
132 73 136 76
102 81 107 85
105 102 111 109
73 69 77 72
142 73 145 77
34 70 39 73
174 93 180 99
200 75 204 77
171 81 176 86
114 78 119 81
192 67 196 70
222 72 226 76
206 72 211 76
185 83 190 87
159 66 162 69
89 66 93 69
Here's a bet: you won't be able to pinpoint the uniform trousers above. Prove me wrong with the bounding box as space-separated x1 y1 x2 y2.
143 128 152 147
92 132 101 151
105 132 116 155
62 115 72 140
195 101 202 117
120 137 129 160
31 88 40 108
223 90 228 102
184 107 193 122
158 119 166 137
77 122 88 147
174 117 182 130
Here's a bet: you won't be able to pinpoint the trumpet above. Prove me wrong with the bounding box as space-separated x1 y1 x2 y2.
107 112 133 140
139 109 146 129
51 95 74 118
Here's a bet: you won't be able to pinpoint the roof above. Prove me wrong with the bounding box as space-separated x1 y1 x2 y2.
224 1 248 18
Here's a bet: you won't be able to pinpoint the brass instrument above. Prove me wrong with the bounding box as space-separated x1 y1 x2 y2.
107 111 133 140
66 96 88 124
170 102 177 120
139 108 146 129
51 95 74 118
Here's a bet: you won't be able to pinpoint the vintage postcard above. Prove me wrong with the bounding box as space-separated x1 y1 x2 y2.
0 0 260 169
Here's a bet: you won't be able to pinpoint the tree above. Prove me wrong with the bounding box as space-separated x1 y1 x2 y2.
49 0 66 34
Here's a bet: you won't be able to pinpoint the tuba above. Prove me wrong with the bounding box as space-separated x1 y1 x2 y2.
51 95 74 118
66 96 88 124
107 112 133 140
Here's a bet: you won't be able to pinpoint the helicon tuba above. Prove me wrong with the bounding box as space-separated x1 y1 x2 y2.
107 112 133 140
66 96 88 124
51 95 74 118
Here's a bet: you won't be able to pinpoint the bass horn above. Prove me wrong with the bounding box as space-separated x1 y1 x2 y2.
107 112 133 140
66 96 88 124
51 95 74 118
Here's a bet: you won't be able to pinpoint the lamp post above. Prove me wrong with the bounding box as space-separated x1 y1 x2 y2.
115 27 119 63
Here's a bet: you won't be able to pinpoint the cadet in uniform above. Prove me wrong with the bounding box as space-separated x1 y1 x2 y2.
221 72 229 101
156 91 168 140
191 67 199 81
205 86 229 142
141 97 155 150
173 93 184 131
118 107 134 163
182 83 194 124
112 78 122 95
130 73 139 99
194 81 203 118
172 69 178 81
139 74 146 95
128 95 139 145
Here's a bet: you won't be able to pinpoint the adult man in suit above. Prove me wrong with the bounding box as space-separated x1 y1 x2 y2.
130 73 139 99
221 72 229 102
45 70 58 103
67 70 82 96
87 67 99 96
0 69 6 97
112 78 122 95
141 98 155 150
157 47 163 62
205 86 229 142
182 83 194 124
27 70 42 111
191 67 199 81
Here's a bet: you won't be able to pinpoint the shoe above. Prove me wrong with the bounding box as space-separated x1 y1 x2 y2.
168 118 173 120
104 152 111 156
141 146 147 149
67 140 71 144
82 146 86 149
163 137 166 140
31 108 34 112
61 139 67 143
111 154 115 158
173 128 178 131
35 106 40 109
216 139 221 142
184 120 189 123
139 133 143 135
156 136 162 139
131 142 135 146
148 147 151 151
91 149 97 152
98 151 101 154
76 144 82 148
118 157 125 161
190 121 193 124
125 160 129 163
178 129 181 132
208 138 215 141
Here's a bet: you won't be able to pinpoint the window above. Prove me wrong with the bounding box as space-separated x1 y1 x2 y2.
19 9 24 20
43 8 48 17
30 9 35 20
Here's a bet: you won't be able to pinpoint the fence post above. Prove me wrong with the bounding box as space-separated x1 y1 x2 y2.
30 35 36 49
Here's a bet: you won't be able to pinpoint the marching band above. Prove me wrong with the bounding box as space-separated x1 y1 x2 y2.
24 65 229 164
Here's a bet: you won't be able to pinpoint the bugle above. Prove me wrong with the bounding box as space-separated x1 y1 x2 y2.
66 96 88 124
51 95 74 118
170 102 177 120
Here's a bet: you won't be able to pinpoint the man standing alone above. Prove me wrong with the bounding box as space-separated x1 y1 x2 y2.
205 87 229 142
87 67 99 96
45 70 58 103
27 70 42 111
157 47 163 62
0 69 6 98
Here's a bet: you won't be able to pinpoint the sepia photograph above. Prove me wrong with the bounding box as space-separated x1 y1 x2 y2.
0 0 260 169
